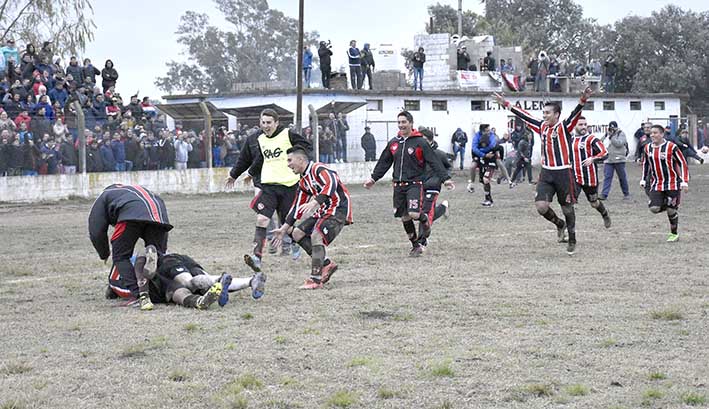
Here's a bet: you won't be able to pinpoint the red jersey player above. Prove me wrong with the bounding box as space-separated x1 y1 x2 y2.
571 116 611 228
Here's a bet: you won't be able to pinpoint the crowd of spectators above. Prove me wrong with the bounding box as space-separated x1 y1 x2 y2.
526 51 616 93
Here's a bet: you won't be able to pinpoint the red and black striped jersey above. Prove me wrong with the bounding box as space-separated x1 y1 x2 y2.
509 103 585 170
285 162 353 226
571 133 608 186
642 141 689 191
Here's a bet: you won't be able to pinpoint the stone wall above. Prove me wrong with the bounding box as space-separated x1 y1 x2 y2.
0 163 391 203
413 33 457 90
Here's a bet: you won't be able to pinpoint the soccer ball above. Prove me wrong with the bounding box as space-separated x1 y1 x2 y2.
701 146 709 154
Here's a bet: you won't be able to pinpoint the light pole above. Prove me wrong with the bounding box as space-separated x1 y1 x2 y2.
295 0 304 132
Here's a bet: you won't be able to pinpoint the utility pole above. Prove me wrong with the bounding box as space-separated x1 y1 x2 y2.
458 0 463 37
295 0 304 132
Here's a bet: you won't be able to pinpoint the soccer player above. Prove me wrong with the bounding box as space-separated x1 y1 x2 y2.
493 86 592 255
129 249 267 310
89 184 172 300
640 124 689 242
364 111 454 257
471 124 500 207
571 117 611 228
225 109 311 268
419 127 451 245
271 147 352 289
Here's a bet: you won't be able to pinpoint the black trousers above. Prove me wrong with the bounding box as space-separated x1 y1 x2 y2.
321 65 331 88
108 221 169 298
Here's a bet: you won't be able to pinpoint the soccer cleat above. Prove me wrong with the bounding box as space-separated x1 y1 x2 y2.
321 261 338 284
250 272 267 299
139 293 154 311
291 245 302 260
299 277 323 290
441 200 450 219
267 238 278 255
218 273 232 307
196 282 222 310
603 215 612 229
481 200 493 207
509 182 516 189
666 233 679 242
409 243 424 257
566 241 576 255
420 219 431 240
144 245 158 279
557 221 568 243
598 195 607 201
466 182 475 193
244 254 262 272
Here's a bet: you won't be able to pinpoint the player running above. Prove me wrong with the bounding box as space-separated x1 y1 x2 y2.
419 127 451 245
640 124 689 242
271 146 352 289
494 86 593 255
364 111 454 257
571 116 612 228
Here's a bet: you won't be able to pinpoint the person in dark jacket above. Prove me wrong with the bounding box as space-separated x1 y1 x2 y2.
412 47 425 90
318 41 333 89
225 108 311 267
510 131 534 184
65 56 84 85
419 127 451 246
100 139 116 171
111 133 126 171
59 137 78 174
319 127 335 163
360 43 375 90
82 58 100 86
21 138 41 175
86 139 104 172
31 106 52 141
124 133 140 171
158 132 175 169
364 111 454 257
450 127 468 170
347 40 362 89
101 59 118 93
456 47 471 70
360 126 376 161
0 136 9 176
88 184 173 300
6 137 23 176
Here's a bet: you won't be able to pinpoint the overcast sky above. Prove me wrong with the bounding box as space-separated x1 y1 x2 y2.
82 0 707 101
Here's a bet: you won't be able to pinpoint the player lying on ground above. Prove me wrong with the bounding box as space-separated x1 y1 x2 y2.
271 146 352 289
108 247 267 310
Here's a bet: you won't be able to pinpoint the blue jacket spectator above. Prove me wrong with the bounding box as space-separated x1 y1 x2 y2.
65 57 84 85
0 38 20 71
100 142 116 170
111 138 126 163
34 97 54 121
48 83 68 108
472 127 497 158
303 48 313 68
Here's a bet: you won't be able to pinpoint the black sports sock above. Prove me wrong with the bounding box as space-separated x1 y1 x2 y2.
253 226 267 258
182 294 200 308
484 183 492 201
541 208 563 227
403 219 417 244
561 205 576 236
311 245 325 278
668 212 679 234
433 204 446 221
596 201 608 217
296 236 313 256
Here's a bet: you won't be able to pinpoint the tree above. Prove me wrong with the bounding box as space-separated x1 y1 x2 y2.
426 3 488 37
155 0 319 95
0 0 95 56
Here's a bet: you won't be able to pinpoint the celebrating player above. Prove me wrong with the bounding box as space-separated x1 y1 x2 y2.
494 87 592 255
364 111 454 257
271 146 352 289
88 184 172 300
571 117 611 228
225 109 311 268
419 127 451 245
640 124 689 242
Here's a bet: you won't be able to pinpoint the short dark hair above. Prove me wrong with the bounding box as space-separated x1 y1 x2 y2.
544 102 561 115
420 127 435 141
397 110 413 123
651 125 665 133
479 124 490 132
286 146 309 158
578 116 586 121
260 108 279 122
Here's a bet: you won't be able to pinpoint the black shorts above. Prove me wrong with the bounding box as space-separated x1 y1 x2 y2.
575 184 599 202
422 190 439 222
648 190 681 210
250 183 297 222
480 159 497 182
535 168 577 205
296 213 346 246
393 183 423 218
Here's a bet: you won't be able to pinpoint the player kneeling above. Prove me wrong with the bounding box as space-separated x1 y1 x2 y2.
272 147 352 289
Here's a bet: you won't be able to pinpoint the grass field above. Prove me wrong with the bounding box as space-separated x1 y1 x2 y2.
1 164 708 409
